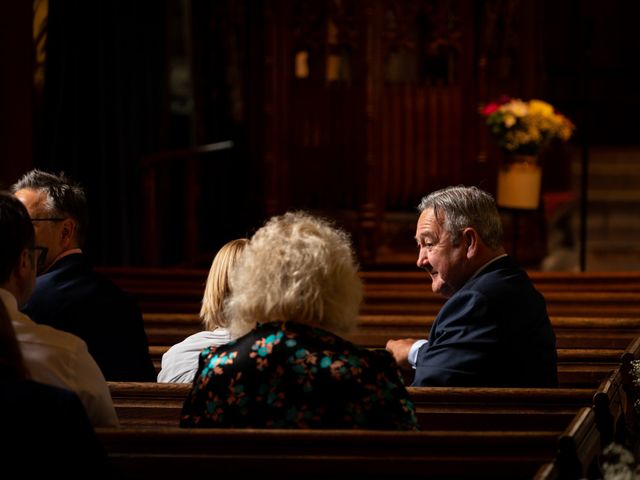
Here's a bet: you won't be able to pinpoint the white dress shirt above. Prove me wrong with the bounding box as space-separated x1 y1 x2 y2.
1 288 118 427
157 328 232 383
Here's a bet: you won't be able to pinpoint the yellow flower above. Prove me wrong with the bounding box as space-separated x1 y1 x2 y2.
503 114 516 128
528 100 554 117
502 99 527 117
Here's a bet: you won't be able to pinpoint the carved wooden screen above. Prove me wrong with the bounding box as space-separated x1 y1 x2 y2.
288 1 365 211
261 0 540 264
378 1 473 209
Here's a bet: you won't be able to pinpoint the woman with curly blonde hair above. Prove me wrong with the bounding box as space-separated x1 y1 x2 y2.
181 211 418 430
158 238 248 383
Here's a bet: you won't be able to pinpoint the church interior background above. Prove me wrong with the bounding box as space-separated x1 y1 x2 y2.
1 0 639 272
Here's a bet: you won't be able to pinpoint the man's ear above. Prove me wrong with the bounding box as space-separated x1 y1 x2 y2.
463 228 479 258
60 218 77 248
16 248 33 280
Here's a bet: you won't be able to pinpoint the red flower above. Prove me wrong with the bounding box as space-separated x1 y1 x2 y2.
481 102 500 116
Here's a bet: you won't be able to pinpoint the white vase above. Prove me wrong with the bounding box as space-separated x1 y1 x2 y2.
496 154 542 210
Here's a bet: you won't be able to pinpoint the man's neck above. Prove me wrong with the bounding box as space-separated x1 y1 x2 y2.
469 251 508 280
44 248 83 273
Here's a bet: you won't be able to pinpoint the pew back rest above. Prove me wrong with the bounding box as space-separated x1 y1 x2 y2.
97 406 599 480
97 427 559 479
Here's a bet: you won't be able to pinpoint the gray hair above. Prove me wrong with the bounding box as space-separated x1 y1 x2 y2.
418 185 503 249
11 169 88 247
225 211 363 338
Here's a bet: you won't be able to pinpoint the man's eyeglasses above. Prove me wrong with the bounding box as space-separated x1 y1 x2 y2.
30 218 66 222
32 245 48 271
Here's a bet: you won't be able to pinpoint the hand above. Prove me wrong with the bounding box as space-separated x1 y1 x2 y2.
385 338 417 369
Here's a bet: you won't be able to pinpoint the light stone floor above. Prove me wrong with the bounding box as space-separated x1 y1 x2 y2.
542 146 640 272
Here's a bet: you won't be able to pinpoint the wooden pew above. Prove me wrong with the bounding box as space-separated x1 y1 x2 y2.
408 369 625 446
95 267 640 318
97 406 600 480
143 311 640 391
145 344 618 389
348 315 640 350
147 345 622 367
97 266 640 294
105 288 640 317
360 290 640 318
143 314 640 390
110 381 188 428
361 270 640 293
107 369 625 444
142 313 640 349
106 381 579 431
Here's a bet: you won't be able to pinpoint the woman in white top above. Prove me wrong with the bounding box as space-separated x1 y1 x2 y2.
157 239 248 383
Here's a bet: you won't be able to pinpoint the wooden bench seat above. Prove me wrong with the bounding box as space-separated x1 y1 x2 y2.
98 427 560 479
108 368 625 445
145 345 619 389
357 270 640 293
116 290 640 317
142 313 640 349
361 270 640 293
97 267 640 294
93 267 640 318
409 369 626 445
101 404 601 480
146 343 622 378
106 382 582 432
360 290 640 317
98 406 600 479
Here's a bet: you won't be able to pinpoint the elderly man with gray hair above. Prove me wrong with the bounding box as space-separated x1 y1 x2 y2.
386 185 558 387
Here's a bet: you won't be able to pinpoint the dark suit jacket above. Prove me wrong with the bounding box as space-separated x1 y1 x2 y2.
413 255 558 387
1 379 119 478
21 253 156 381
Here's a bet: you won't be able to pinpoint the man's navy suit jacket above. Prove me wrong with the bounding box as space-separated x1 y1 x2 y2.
413 255 558 387
22 253 156 381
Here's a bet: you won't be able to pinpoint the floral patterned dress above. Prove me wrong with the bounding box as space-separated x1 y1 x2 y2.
180 321 418 430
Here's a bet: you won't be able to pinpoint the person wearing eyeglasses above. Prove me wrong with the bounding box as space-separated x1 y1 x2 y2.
11 169 156 382
0 192 118 427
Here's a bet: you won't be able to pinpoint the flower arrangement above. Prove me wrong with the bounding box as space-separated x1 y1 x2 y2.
596 360 640 479
481 97 575 156
600 442 639 479
631 359 640 415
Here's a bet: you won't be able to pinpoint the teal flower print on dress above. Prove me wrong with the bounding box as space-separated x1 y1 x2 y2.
179 321 419 430
251 331 284 358
320 356 332 368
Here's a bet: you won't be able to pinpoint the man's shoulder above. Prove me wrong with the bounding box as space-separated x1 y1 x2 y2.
15 319 89 356
469 257 531 288
41 255 136 302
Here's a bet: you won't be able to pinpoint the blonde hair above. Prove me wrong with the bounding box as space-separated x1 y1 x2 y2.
226 211 363 338
199 238 249 330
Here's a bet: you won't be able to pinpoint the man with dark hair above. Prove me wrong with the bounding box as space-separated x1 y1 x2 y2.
12 170 156 381
0 192 118 426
